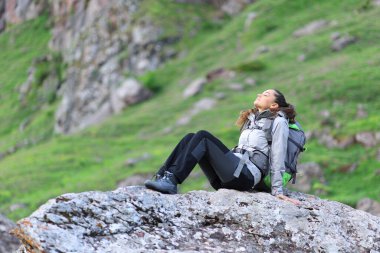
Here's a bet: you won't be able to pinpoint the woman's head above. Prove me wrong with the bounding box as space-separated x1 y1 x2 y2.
235 88 296 129
253 89 279 111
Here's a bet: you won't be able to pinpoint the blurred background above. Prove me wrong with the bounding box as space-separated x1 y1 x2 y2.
0 0 379 225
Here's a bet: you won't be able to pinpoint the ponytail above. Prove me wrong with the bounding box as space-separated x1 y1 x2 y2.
272 89 296 124
235 108 257 129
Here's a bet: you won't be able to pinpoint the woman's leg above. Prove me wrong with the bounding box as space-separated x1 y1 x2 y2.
198 156 223 190
156 131 224 190
195 134 255 191
156 132 195 176
147 129 256 193
170 130 241 184
220 167 255 191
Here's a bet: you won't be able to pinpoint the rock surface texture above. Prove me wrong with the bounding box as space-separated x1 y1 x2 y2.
0 214 20 253
12 186 380 253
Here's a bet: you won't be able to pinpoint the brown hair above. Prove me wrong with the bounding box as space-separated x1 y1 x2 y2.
234 89 296 129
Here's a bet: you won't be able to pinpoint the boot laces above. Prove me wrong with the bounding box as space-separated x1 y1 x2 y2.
152 173 162 180
162 171 173 180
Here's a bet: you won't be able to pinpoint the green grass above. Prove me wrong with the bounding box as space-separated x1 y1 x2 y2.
1 0 380 221
0 14 55 152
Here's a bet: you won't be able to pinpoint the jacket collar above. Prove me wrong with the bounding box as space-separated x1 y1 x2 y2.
254 109 274 121
248 109 288 121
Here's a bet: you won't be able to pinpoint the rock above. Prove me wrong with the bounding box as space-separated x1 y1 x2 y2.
117 173 153 187
373 0 380 7
55 76 152 134
124 152 152 167
220 0 255 16
313 130 332 147
11 186 380 252
110 78 152 114
0 18 5 33
330 31 341 41
176 97 217 126
337 163 358 173
319 109 334 126
0 152 6 160
0 0 5 33
9 203 27 212
214 92 226 100
356 198 380 217
183 77 208 98
314 130 355 149
304 130 314 141
319 109 330 118
293 20 330 37
205 68 235 82
3 0 47 26
356 103 368 119
355 131 378 148
131 19 162 45
162 126 174 135
297 54 306 62
18 66 35 105
55 96 114 135
227 83 244 91
176 116 192 127
331 33 357 51
0 214 20 253
336 135 355 149
244 11 257 30
253 45 269 58
288 162 324 192
19 55 63 107
244 77 256 86
49 0 181 134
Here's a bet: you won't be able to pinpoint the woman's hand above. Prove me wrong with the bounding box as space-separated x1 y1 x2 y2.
276 194 302 206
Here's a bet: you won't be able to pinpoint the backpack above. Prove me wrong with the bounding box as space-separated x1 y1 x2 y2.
264 118 306 186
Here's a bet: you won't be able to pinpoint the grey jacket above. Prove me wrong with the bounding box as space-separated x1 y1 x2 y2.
237 110 289 196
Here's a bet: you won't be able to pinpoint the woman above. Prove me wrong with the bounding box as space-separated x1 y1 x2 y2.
144 89 301 205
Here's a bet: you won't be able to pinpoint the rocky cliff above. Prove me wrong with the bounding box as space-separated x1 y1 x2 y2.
49 0 187 134
49 0 255 134
0 0 48 33
2 0 256 135
11 186 380 252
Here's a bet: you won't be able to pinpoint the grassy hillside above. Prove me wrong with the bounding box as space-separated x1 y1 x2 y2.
1 0 380 221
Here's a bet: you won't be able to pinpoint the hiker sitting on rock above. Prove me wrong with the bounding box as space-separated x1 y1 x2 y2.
145 89 301 205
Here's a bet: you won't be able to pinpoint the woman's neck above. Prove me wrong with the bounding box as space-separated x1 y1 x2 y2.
257 108 269 113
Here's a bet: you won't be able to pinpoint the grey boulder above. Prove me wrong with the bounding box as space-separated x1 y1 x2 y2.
12 186 380 252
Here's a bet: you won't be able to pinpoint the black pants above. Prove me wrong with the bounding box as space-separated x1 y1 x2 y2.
157 130 256 191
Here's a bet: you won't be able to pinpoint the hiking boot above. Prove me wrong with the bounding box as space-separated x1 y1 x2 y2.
144 171 178 194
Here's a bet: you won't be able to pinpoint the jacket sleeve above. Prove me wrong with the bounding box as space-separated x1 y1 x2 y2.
269 117 289 196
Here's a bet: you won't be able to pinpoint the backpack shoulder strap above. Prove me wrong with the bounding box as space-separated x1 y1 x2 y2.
265 118 274 145
266 113 281 144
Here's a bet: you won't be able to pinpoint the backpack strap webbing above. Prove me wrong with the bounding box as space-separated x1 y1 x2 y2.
288 137 306 152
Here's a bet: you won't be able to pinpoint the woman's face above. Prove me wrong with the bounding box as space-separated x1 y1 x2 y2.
253 89 278 111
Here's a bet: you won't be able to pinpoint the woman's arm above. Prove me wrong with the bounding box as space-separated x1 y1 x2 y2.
269 116 289 196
